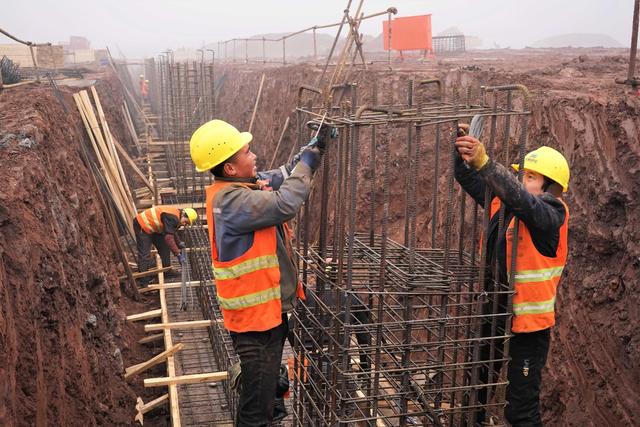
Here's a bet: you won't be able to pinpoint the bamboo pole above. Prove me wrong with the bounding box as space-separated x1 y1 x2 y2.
90 86 137 219
78 90 133 232
248 73 266 133
73 92 138 298
74 93 129 222
122 102 142 154
112 136 154 192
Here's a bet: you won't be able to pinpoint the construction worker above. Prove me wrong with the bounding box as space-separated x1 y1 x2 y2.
454 130 569 427
189 119 332 426
139 74 148 101
133 206 198 279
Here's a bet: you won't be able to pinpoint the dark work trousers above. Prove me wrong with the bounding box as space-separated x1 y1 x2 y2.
474 298 551 426
504 328 551 427
133 220 171 273
230 314 289 427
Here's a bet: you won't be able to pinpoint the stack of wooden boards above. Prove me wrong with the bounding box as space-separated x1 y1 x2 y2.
73 87 153 236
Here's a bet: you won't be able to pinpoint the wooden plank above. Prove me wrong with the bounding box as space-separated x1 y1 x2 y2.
154 253 181 427
138 281 201 294
77 91 133 231
73 92 138 299
112 136 154 192
119 266 173 281
82 89 131 219
125 343 185 378
138 333 164 344
126 308 162 322
135 394 168 424
90 86 136 220
144 371 229 388
144 320 213 332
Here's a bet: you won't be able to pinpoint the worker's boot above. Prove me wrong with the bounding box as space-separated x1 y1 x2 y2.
272 397 287 423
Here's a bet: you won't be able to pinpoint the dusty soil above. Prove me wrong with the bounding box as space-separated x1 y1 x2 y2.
214 47 640 426
0 74 167 426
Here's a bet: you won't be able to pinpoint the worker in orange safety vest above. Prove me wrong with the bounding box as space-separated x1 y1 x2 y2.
190 118 334 426
133 206 197 281
139 74 148 101
455 127 570 426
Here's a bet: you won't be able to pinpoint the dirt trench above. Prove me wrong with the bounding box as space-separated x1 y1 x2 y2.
213 52 640 426
0 75 167 426
0 49 638 426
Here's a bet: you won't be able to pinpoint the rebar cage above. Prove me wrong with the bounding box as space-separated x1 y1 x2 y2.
154 54 532 426
290 80 531 427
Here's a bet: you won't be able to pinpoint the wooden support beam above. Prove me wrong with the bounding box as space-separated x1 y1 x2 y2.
144 371 229 388
125 343 185 379
153 253 181 426
248 73 266 133
138 333 164 344
135 394 168 425
112 136 154 192
144 320 213 332
138 281 201 294
119 266 172 281
126 309 162 322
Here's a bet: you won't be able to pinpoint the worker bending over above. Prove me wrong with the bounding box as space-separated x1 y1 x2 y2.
190 119 332 426
455 131 570 427
134 206 198 281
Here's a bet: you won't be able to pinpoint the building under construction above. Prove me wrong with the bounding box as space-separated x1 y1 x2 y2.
1 2 639 427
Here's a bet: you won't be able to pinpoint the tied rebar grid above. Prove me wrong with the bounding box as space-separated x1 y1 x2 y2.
163 193 239 425
156 55 216 200
291 80 531 426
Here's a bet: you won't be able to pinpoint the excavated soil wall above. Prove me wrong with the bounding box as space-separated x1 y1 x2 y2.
0 75 165 426
213 52 639 426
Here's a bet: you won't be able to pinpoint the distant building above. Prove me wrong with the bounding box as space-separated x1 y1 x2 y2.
70 36 91 50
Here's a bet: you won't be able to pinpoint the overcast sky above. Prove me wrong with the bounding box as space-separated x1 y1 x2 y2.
2 0 633 58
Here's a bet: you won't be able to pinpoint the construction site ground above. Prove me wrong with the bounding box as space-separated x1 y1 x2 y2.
0 47 638 426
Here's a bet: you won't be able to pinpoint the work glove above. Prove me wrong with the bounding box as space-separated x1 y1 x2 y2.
455 136 489 170
177 241 186 249
315 124 338 154
177 252 186 265
228 361 241 391
455 115 488 170
300 146 322 171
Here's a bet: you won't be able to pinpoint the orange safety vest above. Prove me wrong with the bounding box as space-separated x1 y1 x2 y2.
140 80 148 97
136 206 181 234
206 181 282 333
490 197 569 333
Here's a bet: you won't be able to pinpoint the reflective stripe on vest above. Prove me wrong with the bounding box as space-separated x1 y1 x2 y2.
491 197 569 333
213 254 279 280
513 297 556 316
217 286 281 310
514 266 564 283
136 206 181 234
206 180 283 333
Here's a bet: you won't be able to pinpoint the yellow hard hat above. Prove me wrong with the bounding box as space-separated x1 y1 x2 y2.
182 208 198 225
190 119 252 172
512 146 570 192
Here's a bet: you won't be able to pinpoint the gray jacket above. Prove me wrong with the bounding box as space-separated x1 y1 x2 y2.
211 161 313 312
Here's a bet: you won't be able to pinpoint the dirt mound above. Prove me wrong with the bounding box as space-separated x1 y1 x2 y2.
0 76 164 426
